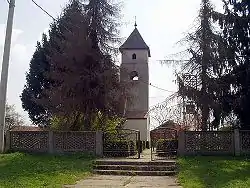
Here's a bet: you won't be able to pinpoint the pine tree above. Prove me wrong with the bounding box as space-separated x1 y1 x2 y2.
217 0 250 129
39 0 126 131
20 0 86 126
22 0 126 130
177 0 232 130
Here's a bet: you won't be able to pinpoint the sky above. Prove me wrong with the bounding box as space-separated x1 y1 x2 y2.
0 0 223 125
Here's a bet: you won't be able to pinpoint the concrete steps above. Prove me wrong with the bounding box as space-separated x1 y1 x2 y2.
95 160 176 166
93 169 177 176
94 160 177 176
94 164 176 171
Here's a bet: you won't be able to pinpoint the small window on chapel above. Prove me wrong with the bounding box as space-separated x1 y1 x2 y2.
132 53 136 60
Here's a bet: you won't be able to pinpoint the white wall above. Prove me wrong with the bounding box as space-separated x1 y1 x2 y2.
123 118 149 141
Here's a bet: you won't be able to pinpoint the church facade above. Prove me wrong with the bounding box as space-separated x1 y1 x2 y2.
119 25 150 141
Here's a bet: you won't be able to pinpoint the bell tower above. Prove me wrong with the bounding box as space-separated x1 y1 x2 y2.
119 24 150 141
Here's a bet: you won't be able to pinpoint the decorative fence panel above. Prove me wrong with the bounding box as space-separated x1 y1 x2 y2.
183 131 234 155
9 131 102 156
53 132 96 153
10 131 49 152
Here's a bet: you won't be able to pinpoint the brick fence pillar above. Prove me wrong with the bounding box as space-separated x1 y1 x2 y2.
95 131 103 157
234 129 240 156
177 130 185 156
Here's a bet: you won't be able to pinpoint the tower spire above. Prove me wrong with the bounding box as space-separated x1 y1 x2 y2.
134 16 137 27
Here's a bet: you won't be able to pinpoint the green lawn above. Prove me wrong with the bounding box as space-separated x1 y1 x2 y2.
0 152 94 188
178 156 250 188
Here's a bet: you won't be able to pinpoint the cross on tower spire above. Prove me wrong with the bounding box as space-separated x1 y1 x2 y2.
134 16 137 27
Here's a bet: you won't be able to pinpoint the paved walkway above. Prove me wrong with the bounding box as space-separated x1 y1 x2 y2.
64 175 182 188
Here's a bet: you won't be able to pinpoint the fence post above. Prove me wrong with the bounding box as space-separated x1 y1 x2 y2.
5 131 10 152
48 131 54 154
178 130 185 156
234 129 240 156
95 131 103 157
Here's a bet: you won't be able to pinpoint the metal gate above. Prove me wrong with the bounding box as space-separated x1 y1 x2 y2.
150 128 178 161
103 129 141 159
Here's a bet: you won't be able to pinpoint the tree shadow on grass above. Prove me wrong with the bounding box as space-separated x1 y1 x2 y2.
178 156 250 188
0 152 94 188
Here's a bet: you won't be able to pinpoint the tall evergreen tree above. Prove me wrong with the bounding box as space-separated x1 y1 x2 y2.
39 0 126 131
22 0 127 130
21 34 50 125
177 0 232 130
20 0 78 125
21 0 86 126
217 0 250 129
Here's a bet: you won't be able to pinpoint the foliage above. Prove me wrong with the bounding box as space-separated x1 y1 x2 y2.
50 113 124 131
92 113 125 131
0 152 94 188
5 104 24 132
178 156 250 188
50 113 85 131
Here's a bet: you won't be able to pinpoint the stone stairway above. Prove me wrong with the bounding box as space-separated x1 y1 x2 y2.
93 159 177 176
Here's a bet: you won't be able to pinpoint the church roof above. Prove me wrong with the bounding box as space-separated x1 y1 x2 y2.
119 28 151 57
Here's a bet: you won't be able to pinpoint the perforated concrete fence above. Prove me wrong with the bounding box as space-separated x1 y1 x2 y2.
7 131 103 156
178 130 250 156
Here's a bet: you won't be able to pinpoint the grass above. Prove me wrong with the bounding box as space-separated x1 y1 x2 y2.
178 156 250 188
0 152 94 188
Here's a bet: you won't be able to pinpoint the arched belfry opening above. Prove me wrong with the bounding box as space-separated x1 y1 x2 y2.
130 71 139 81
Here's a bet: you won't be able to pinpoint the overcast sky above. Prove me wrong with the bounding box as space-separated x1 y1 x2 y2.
0 0 223 125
